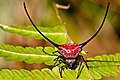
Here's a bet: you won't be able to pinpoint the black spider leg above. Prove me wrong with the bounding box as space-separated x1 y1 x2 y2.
61 65 68 78
76 61 84 79
42 48 59 56
59 64 64 78
53 56 67 78
86 60 120 68
55 57 63 77
57 58 65 78
86 60 120 62
81 55 89 70
53 56 63 66
76 55 89 79
81 56 94 79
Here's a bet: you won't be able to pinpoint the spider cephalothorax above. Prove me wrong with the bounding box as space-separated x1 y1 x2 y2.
58 44 82 68
23 1 110 79
58 44 82 58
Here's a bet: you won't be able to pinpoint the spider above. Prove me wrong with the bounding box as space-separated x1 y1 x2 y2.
23 1 110 79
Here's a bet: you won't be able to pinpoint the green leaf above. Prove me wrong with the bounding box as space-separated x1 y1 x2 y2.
0 64 119 80
0 44 120 79
0 24 67 44
87 54 120 79
0 44 57 65
0 68 88 80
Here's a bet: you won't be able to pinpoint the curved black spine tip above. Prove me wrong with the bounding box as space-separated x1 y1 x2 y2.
81 2 110 47
23 2 59 48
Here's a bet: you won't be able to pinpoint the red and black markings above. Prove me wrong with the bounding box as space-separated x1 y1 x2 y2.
58 44 82 58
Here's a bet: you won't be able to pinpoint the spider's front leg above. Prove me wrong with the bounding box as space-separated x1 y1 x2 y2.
76 55 88 79
53 56 62 66
42 47 59 56
53 56 67 78
80 55 89 70
76 61 84 79
77 55 94 80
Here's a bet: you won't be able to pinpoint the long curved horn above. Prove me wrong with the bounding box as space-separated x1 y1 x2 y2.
81 2 110 47
23 2 59 48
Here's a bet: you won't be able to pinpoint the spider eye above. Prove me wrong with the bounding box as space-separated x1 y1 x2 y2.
67 50 71 53
76 48 82 52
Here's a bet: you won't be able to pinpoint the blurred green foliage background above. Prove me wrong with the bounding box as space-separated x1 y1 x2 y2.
0 0 120 79
0 0 120 55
